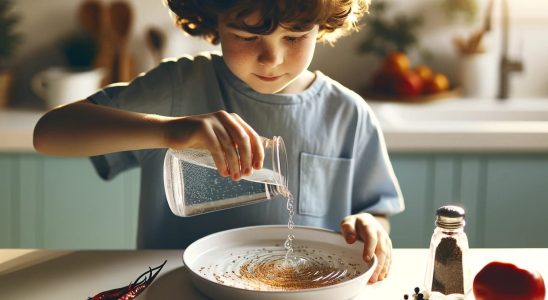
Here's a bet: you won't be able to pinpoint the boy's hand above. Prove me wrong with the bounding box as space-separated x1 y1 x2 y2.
340 213 392 283
164 110 264 181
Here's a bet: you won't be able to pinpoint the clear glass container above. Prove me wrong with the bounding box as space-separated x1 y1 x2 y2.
424 205 472 300
163 136 288 217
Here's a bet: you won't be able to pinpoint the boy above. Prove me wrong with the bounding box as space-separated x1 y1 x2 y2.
33 0 403 283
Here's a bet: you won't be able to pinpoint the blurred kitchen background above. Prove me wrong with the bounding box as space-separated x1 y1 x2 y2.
1 0 548 249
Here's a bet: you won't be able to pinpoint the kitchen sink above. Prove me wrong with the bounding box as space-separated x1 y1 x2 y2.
369 98 548 152
373 99 548 129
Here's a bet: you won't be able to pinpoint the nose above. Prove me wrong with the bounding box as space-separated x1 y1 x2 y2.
257 42 284 67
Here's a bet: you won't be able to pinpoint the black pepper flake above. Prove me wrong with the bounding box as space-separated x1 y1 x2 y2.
432 237 464 295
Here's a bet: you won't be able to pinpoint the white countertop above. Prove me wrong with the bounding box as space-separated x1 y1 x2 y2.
1 248 547 299
0 109 43 153
2 97 548 153
0 249 72 276
369 97 548 153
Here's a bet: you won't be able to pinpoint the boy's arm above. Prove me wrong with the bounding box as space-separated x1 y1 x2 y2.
33 99 170 156
33 99 263 180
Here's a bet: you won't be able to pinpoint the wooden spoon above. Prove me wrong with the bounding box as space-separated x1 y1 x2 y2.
467 29 486 54
453 35 467 55
78 0 102 39
78 0 112 84
109 1 133 82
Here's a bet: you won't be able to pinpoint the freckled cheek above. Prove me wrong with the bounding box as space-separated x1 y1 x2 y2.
223 46 256 72
287 48 313 72
223 47 244 63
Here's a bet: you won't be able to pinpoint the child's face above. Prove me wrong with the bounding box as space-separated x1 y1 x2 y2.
218 12 318 94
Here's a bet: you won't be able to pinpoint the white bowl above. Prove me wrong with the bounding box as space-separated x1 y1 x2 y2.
183 225 377 300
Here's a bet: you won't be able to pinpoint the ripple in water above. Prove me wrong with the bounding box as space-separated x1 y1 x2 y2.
196 243 366 291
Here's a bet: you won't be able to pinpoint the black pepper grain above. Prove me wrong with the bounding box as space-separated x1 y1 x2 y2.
432 237 464 295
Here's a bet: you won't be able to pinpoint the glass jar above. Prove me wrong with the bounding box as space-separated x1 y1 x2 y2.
163 136 288 217
424 205 472 299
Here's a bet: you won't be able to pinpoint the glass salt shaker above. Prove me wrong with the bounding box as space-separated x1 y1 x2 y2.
424 205 472 300
163 136 288 217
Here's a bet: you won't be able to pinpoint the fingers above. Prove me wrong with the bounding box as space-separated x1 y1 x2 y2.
171 111 261 181
340 214 392 284
369 230 391 283
356 216 378 262
231 113 264 172
166 116 231 178
213 111 265 180
378 238 392 280
340 216 358 244
212 123 241 180
213 111 248 180
204 125 230 177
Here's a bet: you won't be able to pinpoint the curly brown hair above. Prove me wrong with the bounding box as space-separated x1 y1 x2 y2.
165 0 369 45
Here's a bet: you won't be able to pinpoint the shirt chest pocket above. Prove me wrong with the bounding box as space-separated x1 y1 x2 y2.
298 152 353 217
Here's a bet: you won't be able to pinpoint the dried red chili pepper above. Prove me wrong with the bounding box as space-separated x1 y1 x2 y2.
88 260 167 300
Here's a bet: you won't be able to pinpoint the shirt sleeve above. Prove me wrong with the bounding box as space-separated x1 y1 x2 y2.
352 102 405 216
87 61 177 180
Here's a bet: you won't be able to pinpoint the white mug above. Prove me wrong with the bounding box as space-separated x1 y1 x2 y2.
32 67 104 109
458 52 498 98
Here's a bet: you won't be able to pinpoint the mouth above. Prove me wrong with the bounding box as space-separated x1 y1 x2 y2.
255 74 282 82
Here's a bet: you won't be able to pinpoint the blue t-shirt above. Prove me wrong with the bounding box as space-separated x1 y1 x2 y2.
89 52 404 248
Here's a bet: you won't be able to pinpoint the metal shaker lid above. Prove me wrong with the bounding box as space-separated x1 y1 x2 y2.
435 205 466 229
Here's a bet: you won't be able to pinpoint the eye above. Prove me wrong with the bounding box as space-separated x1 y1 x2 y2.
284 34 308 43
235 34 258 42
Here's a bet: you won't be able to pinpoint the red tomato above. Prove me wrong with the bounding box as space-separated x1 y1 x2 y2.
473 261 546 300
393 71 423 97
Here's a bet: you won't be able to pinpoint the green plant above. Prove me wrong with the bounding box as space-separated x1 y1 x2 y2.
59 32 98 69
357 1 422 57
0 0 22 69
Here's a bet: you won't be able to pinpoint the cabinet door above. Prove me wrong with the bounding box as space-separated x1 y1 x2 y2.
0 155 17 247
389 155 431 247
484 156 548 247
431 155 485 248
40 156 139 249
1 153 139 249
18 154 43 247
1 154 45 248
390 154 485 248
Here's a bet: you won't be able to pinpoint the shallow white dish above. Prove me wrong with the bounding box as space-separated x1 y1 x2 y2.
183 225 376 300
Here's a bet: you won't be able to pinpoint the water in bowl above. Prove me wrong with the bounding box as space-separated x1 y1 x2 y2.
195 241 367 291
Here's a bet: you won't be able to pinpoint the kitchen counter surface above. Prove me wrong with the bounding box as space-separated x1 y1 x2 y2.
0 109 43 152
369 97 548 152
1 248 547 299
2 97 548 153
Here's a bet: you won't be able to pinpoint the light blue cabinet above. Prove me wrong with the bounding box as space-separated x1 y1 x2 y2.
0 156 17 246
389 154 486 248
1 153 548 248
389 154 548 248
483 157 548 247
0 153 139 249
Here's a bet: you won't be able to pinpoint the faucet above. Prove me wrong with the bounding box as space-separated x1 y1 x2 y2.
497 0 524 100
